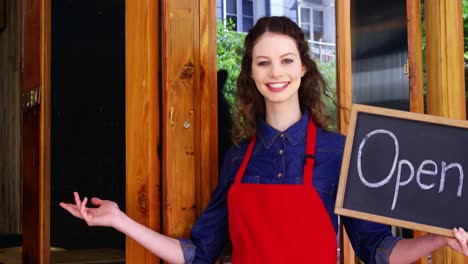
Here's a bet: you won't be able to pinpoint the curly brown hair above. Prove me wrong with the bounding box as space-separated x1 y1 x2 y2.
232 16 333 145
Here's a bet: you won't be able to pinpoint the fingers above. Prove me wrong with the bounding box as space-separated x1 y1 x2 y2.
74 192 82 209
454 228 466 243
80 197 94 226
62 192 106 227
453 228 468 256
91 197 104 206
59 202 83 219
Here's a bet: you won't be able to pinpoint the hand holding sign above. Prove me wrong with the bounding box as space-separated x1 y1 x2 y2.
451 228 468 255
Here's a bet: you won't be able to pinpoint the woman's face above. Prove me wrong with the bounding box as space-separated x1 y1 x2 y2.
251 32 306 108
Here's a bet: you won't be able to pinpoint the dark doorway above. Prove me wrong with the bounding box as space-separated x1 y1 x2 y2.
50 0 126 259
351 0 410 111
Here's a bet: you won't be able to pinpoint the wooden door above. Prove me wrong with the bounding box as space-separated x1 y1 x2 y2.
21 0 50 263
162 0 218 239
425 0 467 262
125 0 161 263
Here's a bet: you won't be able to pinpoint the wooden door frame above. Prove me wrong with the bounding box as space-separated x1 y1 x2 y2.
21 0 51 262
125 0 217 262
125 0 161 263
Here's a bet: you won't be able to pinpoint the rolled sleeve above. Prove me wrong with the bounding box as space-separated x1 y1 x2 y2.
178 238 196 264
375 235 403 264
343 215 401 264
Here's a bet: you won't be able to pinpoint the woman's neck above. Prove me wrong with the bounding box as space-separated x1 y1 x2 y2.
265 101 302 132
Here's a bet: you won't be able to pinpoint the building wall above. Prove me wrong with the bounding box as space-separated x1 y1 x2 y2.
216 0 222 20
216 0 336 44
269 0 298 18
322 0 335 43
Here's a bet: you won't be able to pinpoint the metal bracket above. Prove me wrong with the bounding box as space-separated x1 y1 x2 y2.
22 86 40 111
404 58 409 76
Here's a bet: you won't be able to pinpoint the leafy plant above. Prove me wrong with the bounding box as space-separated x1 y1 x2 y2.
316 60 338 130
217 20 245 106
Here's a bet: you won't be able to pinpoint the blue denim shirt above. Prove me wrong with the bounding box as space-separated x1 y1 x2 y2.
179 111 402 263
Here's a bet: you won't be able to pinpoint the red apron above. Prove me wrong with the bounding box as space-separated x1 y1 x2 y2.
227 119 337 263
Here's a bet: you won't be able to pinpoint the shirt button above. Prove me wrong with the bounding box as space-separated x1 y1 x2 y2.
278 149 284 155
280 133 285 138
277 172 283 178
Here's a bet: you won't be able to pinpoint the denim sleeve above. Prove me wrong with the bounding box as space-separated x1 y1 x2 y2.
178 238 196 263
177 146 243 264
374 235 402 263
342 216 402 264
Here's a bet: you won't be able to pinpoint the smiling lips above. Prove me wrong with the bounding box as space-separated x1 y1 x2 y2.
266 82 289 92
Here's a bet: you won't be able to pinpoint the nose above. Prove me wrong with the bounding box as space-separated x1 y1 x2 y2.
269 62 283 78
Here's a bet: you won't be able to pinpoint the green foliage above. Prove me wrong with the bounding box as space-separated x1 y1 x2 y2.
217 20 245 106
316 60 338 130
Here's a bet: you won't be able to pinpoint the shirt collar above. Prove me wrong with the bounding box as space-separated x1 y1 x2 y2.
257 111 309 149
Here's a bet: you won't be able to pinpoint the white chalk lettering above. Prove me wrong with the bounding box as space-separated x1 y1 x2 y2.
357 129 465 210
439 162 464 197
358 129 399 188
392 159 414 210
416 160 437 190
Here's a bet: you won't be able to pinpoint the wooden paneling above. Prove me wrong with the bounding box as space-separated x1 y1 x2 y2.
22 0 41 260
197 0 218 215
336 0 352 135
425 0 467 263
0 0 22 235
125 0 216 262
162 0 218 239
162 0 198 238
336 1 356 263
39 0 50 262
425 0 466 120
125 0 160 263
407 0 424 114
22 0 50 262
407 1 426 262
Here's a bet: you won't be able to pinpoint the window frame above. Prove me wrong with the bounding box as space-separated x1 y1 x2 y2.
297 3 325 41
222 0 256 32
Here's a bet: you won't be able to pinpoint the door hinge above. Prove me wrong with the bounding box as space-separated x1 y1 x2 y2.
22 86 40 110
404 58 409 76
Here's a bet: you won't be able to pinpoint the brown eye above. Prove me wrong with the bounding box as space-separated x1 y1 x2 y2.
258 61 270 66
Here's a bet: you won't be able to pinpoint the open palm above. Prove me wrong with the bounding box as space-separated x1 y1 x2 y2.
60 192 121 228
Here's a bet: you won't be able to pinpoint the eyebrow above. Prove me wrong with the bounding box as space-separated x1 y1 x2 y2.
254 52 298 60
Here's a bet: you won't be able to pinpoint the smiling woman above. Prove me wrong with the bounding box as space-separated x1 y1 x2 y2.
251 32 306 113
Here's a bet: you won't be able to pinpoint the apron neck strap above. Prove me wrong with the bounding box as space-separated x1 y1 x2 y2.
233 118 316 186
303 118 316 186
234 135 256 184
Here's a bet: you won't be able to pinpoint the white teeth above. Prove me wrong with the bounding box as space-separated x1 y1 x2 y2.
267 82 288 89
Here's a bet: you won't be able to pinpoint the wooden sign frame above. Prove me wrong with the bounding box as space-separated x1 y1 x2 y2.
335 104 468 237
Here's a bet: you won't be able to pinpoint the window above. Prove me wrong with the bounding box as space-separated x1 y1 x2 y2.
242 0 253 32
299 7 324 41
225 0 238 30
223 0 255 32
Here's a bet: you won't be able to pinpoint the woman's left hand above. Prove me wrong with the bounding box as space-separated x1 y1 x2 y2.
447 228 468 256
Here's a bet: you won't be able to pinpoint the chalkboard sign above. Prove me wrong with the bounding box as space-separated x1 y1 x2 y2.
335 104 468 237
